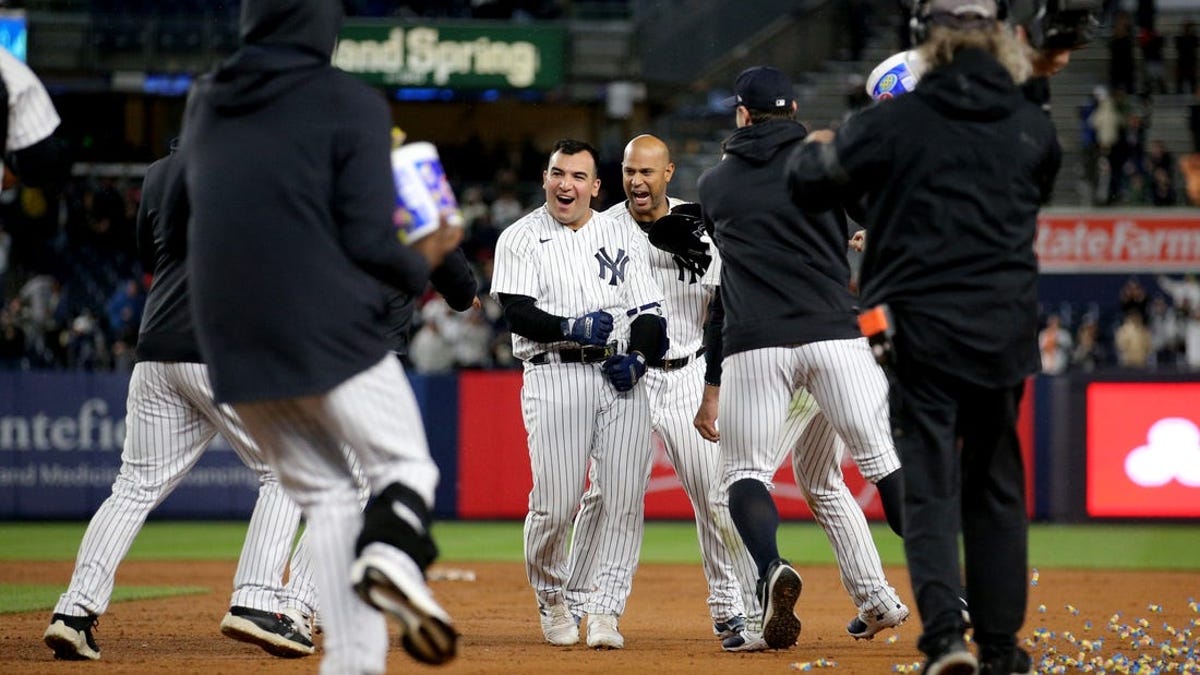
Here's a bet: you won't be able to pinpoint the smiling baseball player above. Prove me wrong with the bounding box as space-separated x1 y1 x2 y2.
565 134 761 648
491 138 665 650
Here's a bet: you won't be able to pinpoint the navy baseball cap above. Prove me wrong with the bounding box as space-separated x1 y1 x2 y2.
721 66 796 111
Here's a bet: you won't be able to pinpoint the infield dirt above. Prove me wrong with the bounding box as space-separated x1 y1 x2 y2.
2 560 1196 673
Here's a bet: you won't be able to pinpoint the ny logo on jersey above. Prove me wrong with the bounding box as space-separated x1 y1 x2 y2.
672 255 700 285
595 247 629 286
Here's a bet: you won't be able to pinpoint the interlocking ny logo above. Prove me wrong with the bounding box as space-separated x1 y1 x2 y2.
595 247 629 286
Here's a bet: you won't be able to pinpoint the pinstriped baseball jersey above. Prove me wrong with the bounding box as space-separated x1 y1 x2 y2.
491 205 663 361
560 200 758 626
602 198 708 359
0 46 60 152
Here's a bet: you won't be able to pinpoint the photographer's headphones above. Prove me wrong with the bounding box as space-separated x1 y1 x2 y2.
908 0 1011 45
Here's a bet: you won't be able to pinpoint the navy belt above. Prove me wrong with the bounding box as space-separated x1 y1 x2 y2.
528 345 617 365
651 348 706 371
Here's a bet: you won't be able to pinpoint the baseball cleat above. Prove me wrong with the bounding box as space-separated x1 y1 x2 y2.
723 629 770 652
351 543 458 665
586 613 624 649
922 635 978 675
713 614 747 640
220 605 315 658
847 591 910 640
759 558 803 649
538 597 580 646
44 613 101 661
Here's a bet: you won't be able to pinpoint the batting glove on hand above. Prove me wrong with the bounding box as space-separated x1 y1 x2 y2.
602 352 647 392
562 311 614 346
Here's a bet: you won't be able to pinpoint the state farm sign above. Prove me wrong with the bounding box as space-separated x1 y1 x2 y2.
1036 213 1200 272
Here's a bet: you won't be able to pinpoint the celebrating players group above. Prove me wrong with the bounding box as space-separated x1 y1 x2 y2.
37 0 1087 673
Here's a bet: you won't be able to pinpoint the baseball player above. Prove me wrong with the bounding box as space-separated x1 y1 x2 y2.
563 134 761 649
646 207 909 649
0 45 69 187
695 65 906 651
490 139 665 650
182 1 462 671
43 144 315 661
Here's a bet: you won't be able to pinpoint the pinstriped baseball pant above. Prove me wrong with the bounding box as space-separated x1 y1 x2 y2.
54 361 304 618
520 361 653 617
566 358 760 626
234 355 438 675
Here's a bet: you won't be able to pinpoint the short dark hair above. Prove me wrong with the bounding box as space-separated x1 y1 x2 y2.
747 108 796 125
550 138 600 174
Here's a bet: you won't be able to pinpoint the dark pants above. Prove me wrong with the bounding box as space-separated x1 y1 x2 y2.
887 357 1028 658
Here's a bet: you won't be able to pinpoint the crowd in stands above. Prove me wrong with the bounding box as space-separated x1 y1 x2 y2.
1078 9 1200 207
1039 275 1200 375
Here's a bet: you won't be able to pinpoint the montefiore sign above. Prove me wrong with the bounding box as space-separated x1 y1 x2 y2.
1036 212 1200 272
334 23 565 89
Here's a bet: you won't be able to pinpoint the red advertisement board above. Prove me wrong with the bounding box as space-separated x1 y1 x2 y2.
1036 213 1200 273
1086 382 1200 518
459 372 1037 520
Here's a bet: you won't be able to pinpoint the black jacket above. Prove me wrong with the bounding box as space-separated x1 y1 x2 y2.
697 119 860 357
384 248 477 355
788 48 1061 387
183 0 432 403
135 148 203 363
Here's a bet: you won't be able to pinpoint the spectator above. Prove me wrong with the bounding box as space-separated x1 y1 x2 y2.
1039 314 1072 374
1070 317 1105 372
1148 295 1184 367
1119 277 1149 322
1185 303 1200 369
489 187 524 229
105 278 144 343
1189 88 1200 152
1150 167 1176 205
1140 27 1166 95
1157 273 1200 309
1115 311 1153 367
1109 13 1136 96
66 311 108 371
1177 21 1197 95
0 306 26 369
1079 88 1103 203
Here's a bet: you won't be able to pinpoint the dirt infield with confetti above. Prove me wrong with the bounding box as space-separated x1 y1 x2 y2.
2 560 1197 673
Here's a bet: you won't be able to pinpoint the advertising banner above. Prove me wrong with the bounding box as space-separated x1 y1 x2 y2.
1086 382 1200 518
0 371 457 520
334 23 566 89
458 372 1037 520
1036 212 1200 273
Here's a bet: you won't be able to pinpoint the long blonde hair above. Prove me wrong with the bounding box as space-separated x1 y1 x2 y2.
917 22 1031 85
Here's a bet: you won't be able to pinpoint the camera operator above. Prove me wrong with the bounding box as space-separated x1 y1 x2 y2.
787 1 1061 672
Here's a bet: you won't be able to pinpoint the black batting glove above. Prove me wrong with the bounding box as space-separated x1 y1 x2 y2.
561 310 614 346
602 352 647 392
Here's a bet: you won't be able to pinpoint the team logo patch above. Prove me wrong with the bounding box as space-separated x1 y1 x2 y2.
878 73 898 93
595 247 629 286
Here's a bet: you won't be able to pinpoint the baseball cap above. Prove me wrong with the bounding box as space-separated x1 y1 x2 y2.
721 66 796 111
928 0 997 20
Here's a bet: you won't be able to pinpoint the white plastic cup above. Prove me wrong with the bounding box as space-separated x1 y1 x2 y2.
391 141 463 243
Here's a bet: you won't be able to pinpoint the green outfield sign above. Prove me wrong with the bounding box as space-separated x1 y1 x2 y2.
334 23 566 89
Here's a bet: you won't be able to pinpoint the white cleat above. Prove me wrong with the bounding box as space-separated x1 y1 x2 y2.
539 597 580 646
586 613 624 649
350 543 458 665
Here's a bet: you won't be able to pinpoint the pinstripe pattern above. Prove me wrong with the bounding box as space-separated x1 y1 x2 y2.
54 362 304 618
233 355 436 674
565 201 760 627
0 46 60 151
719 341 903 616
491 206 663 361
781 388 900 609
492 204 662 619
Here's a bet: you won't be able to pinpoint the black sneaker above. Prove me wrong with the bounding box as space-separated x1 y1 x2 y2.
921 634 978 675
979 646 1034 675
220 605 316 658
758 558 803 650
44 613 100 660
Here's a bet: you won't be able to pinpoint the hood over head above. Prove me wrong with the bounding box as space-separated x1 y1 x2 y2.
722 119 808 166
240 0 343 58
